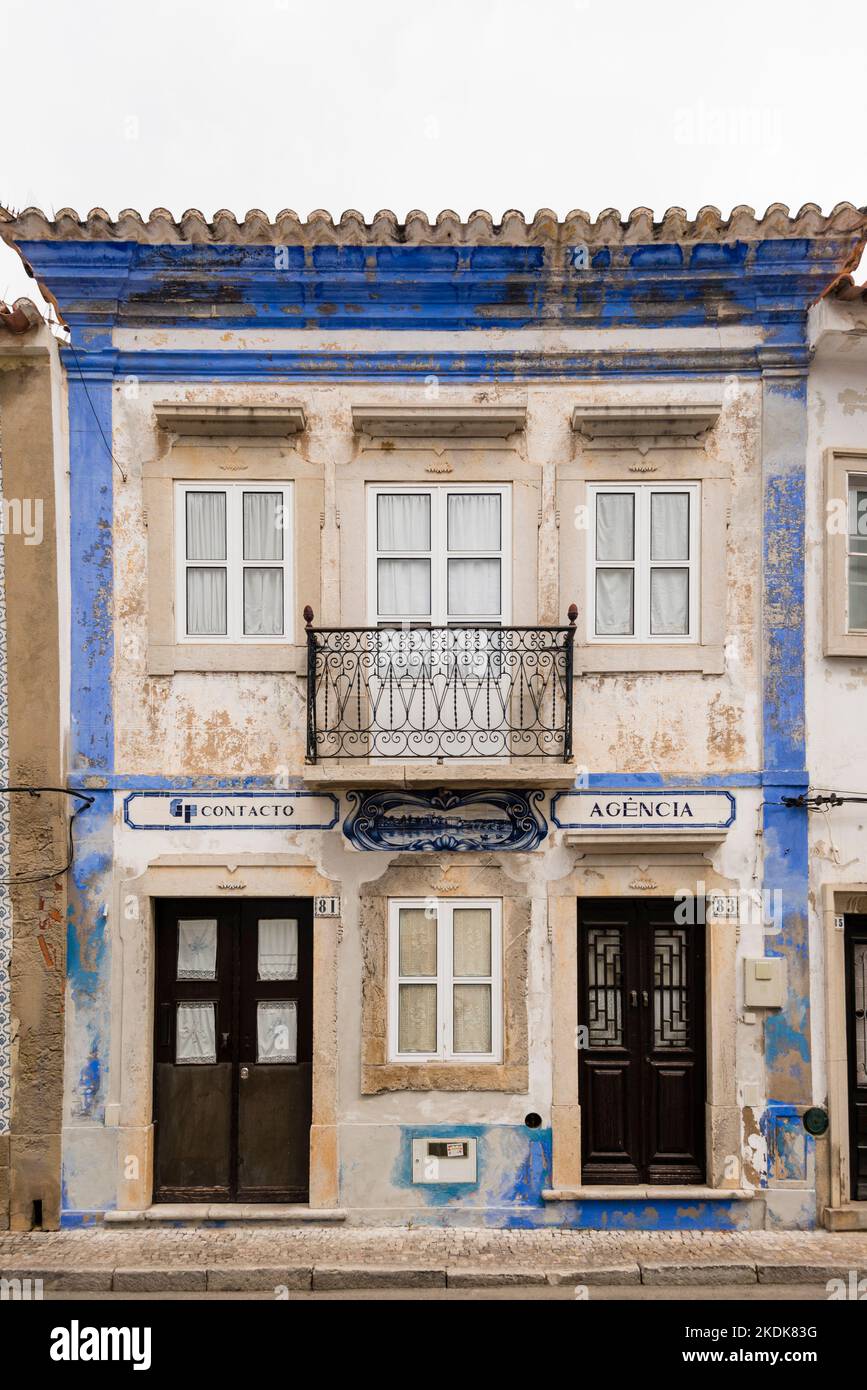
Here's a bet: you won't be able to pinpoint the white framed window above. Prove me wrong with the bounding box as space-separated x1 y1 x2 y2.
846 474 867 632
174 482 293 643
387 898 503 1063
367 484 511 625
586 482 699 642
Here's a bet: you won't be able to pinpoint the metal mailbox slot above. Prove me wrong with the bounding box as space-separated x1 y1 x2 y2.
411 1137 478 1184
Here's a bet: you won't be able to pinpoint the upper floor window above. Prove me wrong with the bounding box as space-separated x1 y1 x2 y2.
174 482 293 644
367 484 511 625
587 482 699 642
847 474 867 631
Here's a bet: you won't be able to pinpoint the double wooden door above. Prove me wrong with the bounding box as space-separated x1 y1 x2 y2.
153 898 313 1203
578 898 706 1185
845 918 867 1200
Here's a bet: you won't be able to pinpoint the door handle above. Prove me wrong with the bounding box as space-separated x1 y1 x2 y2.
630 990 638 1008
642 990 649 1007
240 1065 250 1080
221 1032 230 1046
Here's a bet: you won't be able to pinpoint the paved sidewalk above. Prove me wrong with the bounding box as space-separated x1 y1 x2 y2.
2 1226 867 1291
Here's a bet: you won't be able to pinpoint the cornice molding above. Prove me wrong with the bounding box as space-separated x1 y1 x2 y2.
351 404 527 437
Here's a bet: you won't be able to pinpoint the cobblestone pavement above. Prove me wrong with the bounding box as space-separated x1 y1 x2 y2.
2 1225 867 1271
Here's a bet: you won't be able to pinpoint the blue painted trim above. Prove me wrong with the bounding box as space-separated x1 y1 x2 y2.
122 789 339 831
68 374 114 771
21 235 866 336
64 346 799 384
760 376 811 1118
67 770 768 791
550 787 736 830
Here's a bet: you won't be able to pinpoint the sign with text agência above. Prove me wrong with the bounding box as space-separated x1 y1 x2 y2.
550 788 735 830
123 791 339 831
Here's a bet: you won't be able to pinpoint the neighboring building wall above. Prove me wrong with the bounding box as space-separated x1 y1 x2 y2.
0 320 67 1229
806 292 867 1226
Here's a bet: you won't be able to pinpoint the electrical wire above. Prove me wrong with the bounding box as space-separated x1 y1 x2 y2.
0 787 95 884
65 341 128 482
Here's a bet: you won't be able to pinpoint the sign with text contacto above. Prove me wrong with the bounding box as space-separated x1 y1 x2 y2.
123 791 339 831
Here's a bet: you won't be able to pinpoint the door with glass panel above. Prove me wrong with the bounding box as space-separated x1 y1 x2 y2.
577 898 705 1184
368 485 511 758
153 898 312 1202
845 917 867 1200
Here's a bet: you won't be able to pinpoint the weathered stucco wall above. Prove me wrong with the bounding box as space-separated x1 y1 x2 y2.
110 367 762 780
0 326 67 1229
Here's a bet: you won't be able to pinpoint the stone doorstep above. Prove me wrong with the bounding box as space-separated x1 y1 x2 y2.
823 1206 867 1233
103 1206 347 1224
4 1260 859 1292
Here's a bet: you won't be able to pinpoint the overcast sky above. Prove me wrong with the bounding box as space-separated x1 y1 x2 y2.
2 0 865 308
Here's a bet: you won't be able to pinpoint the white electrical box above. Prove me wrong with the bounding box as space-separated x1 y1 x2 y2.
412 1137 478 1184
744 956 787 1008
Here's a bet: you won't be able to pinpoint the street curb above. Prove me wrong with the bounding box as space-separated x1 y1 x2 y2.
1 1259 862 1292
756 1263 867 1285
312 1265 446 1290
207 1266 313 1291
0 1268 113 1292
446 1268 548 1288
641 1262 757 1286
546 1264 642 1286
113 1267 208 1292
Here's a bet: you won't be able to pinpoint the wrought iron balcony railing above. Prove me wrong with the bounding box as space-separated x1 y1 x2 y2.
305 606 577 762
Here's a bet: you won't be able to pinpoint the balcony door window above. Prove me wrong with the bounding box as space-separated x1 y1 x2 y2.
368 485 511 626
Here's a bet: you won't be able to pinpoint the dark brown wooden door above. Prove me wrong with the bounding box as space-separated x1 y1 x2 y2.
845 918 867 1201
154 898 313 1203
578 898 706 1185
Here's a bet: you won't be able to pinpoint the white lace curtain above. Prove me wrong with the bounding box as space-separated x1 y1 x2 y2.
257 918 298 981
177 919 217 980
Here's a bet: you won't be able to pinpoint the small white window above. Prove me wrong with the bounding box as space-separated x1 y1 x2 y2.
847 475 867 632
174 482 293 643
367 485 511 624
587 482 699 642
387 898 502 1063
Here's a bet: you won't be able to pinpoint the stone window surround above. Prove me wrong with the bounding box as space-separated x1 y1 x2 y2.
143 442 322 674
823 449 867 658
360 857 530 1094
336 446 542 629
547 857 744 1195
105 856 340 1211
559 450 731 675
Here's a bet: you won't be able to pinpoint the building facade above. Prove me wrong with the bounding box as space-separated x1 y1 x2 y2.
1 202 866 1231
